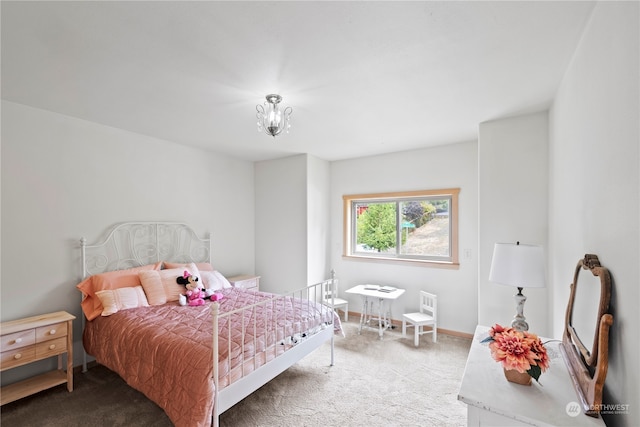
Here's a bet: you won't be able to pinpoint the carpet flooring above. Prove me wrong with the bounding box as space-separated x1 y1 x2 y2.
0 320 471 426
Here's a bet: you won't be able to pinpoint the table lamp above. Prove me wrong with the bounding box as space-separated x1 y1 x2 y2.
489 242 545 331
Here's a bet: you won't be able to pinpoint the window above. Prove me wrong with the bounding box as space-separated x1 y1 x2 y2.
343 188 459 267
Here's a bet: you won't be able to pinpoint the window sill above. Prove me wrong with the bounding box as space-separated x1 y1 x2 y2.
342 254 460 269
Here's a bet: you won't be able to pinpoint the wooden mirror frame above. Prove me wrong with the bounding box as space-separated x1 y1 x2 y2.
561 254 614 417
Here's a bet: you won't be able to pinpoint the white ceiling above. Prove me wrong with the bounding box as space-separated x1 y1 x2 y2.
1 1 596 162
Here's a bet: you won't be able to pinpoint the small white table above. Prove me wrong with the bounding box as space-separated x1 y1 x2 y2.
345 284 405 339
458 325 606 427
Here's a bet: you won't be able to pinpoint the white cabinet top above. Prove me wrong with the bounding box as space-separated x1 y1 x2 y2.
458 325 605 427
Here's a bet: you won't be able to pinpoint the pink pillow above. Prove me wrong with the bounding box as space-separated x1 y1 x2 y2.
162 261 214 271
77 262 162 320
95 286 149 316
140 263 200 305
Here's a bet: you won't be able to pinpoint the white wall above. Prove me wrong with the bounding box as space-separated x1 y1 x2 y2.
330 141 479 334
1 100 255 376
254 154 308 293
254 153 332 292
549 2 639 426
306 155 331 285
478 112 549 335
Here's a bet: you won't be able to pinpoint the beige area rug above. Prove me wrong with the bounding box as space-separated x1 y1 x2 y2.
0 320 471 426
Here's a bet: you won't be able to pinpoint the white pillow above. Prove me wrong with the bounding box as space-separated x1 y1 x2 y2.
200 270 231 291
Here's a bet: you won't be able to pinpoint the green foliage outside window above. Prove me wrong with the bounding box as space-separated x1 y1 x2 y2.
356 203 398 252
402 201 437 228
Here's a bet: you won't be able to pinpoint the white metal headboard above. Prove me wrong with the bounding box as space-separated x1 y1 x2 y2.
80 222 211 278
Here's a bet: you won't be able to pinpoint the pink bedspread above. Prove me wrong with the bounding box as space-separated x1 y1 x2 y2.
83 288 342 427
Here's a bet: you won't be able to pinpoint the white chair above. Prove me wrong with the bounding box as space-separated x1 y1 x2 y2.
324 279 349 322
402 291 437 347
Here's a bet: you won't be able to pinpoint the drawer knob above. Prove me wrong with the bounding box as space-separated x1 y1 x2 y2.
14 338 22 344
49 344 56 350
49 329 57 335
14 353 22 360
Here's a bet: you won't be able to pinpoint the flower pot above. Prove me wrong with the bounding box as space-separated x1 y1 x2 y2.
503 368 532 386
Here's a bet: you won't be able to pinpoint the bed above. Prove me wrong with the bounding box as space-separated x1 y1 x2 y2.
77 222 342 427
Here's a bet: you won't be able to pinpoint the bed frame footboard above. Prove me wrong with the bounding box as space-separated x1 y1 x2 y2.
211 271 338 427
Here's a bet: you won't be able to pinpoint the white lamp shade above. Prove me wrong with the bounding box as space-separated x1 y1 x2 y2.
489 243 546 288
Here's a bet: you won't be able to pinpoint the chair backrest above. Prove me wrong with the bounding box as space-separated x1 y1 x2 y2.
324 278 339 300
420 291 437 318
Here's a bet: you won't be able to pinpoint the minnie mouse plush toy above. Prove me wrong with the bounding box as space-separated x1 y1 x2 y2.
177 270 206 306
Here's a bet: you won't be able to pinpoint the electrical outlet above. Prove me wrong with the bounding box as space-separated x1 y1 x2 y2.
463 248 472 260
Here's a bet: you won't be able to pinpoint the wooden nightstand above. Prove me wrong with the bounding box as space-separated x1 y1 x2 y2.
0 311 75 405
228 275 260 291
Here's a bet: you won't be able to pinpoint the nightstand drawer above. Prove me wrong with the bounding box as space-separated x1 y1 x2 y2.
1 345 36 369
36 322 67 342
36 337 67 357
1 330 35 352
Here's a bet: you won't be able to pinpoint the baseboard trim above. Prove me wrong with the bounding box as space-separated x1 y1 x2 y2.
339 310 473 339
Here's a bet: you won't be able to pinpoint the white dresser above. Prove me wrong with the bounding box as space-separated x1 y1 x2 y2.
458 325 605 427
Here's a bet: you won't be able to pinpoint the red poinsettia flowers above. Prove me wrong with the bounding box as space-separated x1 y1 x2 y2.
482 324 550 382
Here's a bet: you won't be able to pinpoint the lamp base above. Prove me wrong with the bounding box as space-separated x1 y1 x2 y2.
512 288 529 331
511 317 529 332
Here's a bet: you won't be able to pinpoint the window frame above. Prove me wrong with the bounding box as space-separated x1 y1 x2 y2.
342 188 460 268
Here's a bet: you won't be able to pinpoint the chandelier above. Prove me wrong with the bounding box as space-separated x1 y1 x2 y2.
256 94 292 137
